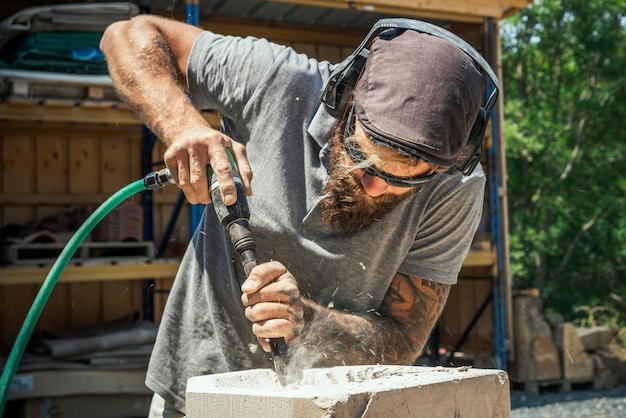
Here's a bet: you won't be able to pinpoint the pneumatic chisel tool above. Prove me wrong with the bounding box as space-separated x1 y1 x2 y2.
207 157 290 386
149 156 289 386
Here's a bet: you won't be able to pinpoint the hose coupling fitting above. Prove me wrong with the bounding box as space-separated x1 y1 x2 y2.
143 168 175 190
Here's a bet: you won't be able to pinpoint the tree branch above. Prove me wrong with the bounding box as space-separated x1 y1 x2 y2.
551 208 603 280
559 64 599 182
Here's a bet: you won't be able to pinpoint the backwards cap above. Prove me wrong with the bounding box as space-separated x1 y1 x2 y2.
354 29 485 167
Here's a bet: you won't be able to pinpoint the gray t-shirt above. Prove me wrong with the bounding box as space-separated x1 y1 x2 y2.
146 31 486 412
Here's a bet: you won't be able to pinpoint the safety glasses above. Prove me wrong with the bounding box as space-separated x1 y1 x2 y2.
343 105 438 188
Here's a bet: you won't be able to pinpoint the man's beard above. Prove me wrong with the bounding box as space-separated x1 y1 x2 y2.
320 125 415 235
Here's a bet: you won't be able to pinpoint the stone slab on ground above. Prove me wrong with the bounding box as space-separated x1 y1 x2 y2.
554 322 594 380
577 326 614 352
512 290 562 381
186 365 511 418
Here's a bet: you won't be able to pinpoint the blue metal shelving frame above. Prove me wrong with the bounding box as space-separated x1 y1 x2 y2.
141 0 203 321
486 17 508 370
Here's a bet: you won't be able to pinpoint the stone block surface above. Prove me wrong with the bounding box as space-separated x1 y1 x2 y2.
512 291 562 381
532 334 562 380
186 365 511 418
554 322 594 380
577 326 614 352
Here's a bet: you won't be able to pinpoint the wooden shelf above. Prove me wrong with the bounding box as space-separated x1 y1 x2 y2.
0 259 181 286
0 100 142 125
0 99 220 125
463 249 496 267
0 250 494 286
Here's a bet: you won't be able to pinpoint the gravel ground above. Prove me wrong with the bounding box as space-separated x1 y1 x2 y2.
510 384 626 417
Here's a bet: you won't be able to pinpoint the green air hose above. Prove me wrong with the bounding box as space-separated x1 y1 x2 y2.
0 168 174 415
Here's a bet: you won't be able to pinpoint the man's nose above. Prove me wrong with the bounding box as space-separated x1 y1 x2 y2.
360 173 389 197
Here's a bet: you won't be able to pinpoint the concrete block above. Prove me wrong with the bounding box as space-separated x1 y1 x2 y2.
531 334 562 380
512 291 562 381
577 326 614 352
186 365 511 418
554 323 594 380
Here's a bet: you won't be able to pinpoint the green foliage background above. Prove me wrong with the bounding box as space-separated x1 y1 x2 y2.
501 0 626 324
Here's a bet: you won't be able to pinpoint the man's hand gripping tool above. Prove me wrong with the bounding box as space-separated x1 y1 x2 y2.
144 156 290 385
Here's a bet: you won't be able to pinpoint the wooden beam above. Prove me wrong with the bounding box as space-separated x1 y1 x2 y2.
0 101 142 125
267 0 478 23
356 0 502 17
0 250 493 286
0 102 220 126
0 120 143 136
187 15 368 46
0 192 181 206
268 0 532 21
463 249 497 267
504 0 534 8
0 261 180 286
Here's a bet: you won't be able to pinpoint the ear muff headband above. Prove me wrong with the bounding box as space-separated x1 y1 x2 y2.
320 18 500 175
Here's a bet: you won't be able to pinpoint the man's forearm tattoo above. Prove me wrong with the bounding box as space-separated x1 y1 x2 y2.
296 273 450 367
377 273 450 364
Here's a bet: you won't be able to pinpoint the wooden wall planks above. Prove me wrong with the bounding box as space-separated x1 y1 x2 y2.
69 136 100 195
0 123 157 350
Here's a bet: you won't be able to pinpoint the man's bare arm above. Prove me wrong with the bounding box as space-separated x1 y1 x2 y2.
100 15 250 205
300 272 450 366
242 263 450 366
100 15 202 146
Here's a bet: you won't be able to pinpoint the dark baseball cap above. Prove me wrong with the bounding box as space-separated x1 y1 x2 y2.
354 29 486 167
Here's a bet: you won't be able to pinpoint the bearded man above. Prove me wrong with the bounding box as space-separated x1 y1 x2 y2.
100 14 494 417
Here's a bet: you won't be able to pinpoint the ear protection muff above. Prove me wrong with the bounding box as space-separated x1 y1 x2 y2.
319 18 500 176
319 49 368 120
460 108 488 175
